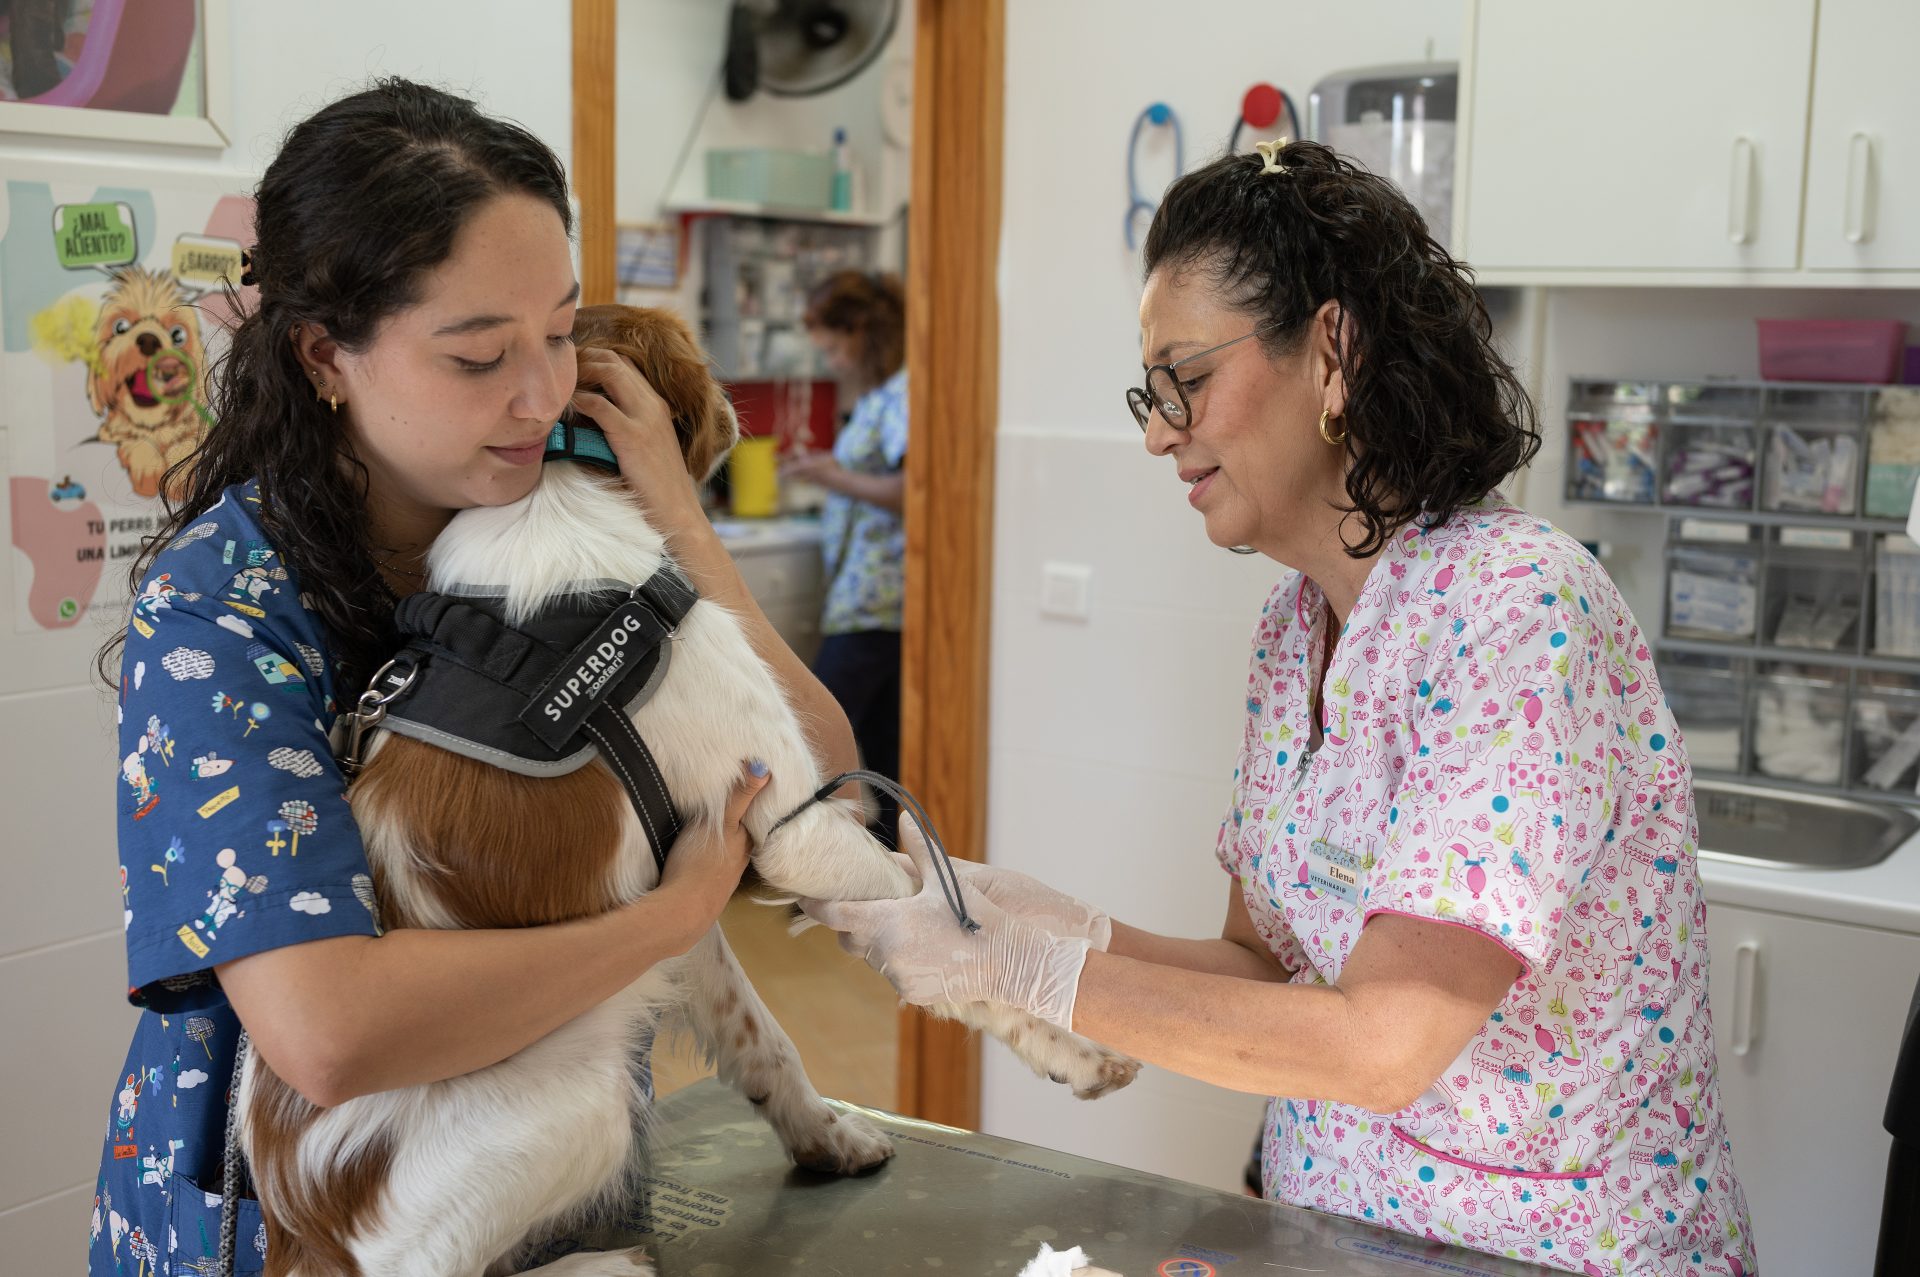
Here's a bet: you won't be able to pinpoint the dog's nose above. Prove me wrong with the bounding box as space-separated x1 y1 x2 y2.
136 333 160 357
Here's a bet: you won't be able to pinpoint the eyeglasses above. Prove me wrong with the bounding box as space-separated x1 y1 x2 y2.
1126 324 1278 433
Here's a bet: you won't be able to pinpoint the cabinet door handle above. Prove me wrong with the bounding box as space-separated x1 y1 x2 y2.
1731 940 1760 1056
1728 137 1758 246
1845 131 1877 246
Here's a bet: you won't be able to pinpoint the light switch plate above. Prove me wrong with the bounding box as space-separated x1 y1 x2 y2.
1040 561 1092 620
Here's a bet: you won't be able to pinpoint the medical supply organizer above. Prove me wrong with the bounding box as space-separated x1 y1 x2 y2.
698 214 879 381
1566 376 1920 804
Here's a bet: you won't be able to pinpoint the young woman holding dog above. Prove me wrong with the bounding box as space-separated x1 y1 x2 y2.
804 143 1755 1276
90 79 856 1274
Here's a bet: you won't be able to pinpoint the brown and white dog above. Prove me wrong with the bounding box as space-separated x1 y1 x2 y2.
236 305 1138 1276
88 266 208 499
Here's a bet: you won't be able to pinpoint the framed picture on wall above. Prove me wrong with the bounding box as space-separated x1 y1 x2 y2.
0 0 231 148
1 155 256 635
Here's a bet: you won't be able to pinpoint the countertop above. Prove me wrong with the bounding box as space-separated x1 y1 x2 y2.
710 514 824 553
572 1079 1555 1276
1701 833 1920 934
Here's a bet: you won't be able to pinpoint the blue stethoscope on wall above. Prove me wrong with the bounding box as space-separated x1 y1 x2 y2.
1125 101 1182 250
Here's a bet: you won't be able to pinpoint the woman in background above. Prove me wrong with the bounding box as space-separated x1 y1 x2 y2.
786 271 909 841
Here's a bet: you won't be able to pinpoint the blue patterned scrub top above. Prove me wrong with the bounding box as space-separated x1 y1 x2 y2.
89 482 380 1275
819 370 907 635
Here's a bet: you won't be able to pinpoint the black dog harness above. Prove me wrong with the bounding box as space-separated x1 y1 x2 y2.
337 570 698 871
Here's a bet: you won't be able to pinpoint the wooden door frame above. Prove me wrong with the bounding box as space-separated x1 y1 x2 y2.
571 0 1002 1131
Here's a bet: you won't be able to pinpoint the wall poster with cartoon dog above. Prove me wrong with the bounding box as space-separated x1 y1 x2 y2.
2 158 253 632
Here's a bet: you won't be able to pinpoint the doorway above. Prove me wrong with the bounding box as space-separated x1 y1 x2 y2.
572 0 1001 1127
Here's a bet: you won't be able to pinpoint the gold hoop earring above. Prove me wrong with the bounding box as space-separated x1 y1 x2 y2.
1319 409 1346 446
330 394 339 413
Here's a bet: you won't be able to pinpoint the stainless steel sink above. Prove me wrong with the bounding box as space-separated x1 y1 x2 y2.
1693 779 1919 872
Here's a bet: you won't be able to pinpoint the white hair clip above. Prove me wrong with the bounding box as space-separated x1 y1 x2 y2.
1254 137 1291 175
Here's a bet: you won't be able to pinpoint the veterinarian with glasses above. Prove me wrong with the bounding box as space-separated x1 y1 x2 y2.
804 142 1754 1276
784 270 910 844
87 80 859 1275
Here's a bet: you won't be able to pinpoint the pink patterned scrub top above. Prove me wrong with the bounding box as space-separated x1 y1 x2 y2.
1217 500 1754 1276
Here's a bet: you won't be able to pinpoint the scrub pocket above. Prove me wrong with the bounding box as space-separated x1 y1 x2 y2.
1389 1126 1612 1267
169 1173 267 1274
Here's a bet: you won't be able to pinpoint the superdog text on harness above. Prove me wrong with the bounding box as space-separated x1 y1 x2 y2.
334 569 699 871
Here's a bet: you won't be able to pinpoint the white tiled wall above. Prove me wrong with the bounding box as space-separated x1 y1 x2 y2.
982 429 1277 1192
0 3 573 1257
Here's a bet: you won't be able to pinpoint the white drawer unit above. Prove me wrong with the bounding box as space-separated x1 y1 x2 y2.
1704 901 1920 1275
723 523 826 664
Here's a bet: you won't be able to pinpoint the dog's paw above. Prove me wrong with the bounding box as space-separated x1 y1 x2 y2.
785 1105 895 1175
519 1245 654 1275
1072 1050 1142 1100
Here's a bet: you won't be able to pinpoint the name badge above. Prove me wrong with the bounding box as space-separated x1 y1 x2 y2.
1305 839 1370 907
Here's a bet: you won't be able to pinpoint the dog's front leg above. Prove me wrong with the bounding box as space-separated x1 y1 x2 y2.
680 925 893 1174
932 1000 1142 1100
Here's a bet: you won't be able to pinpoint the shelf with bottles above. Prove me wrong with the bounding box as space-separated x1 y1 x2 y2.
698 214 881 383
1564 376 1920 524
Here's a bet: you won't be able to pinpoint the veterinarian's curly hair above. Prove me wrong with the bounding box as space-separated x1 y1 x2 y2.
1142 140 1539 558
98 78 573 695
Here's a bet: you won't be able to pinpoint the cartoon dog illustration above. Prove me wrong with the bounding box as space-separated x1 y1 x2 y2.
87 268 208 499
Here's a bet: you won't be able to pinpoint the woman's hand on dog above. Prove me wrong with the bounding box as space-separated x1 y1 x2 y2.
655 760 771 949
571 346 706 530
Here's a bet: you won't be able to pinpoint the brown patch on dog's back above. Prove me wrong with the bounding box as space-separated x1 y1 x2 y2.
247 1060 395 1277
350 734 630 929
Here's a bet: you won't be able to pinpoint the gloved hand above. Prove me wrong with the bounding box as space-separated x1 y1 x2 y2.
801 816 1092 1032
944 858 1111 951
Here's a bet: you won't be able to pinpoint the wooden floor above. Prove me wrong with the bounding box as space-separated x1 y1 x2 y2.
650 890 900 1109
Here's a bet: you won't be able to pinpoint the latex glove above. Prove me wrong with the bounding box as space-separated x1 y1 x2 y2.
943 858 1111 950
801 816 1092 1031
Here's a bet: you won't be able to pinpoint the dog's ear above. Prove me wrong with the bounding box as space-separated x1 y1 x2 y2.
685 379 741 485
570 304 622 353
575 306 737 482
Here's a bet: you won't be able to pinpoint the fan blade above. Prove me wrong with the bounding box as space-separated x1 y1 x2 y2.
759 0 898 97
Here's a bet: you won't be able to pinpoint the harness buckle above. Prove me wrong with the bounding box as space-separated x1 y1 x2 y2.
627 581 680 642
337 658 419 777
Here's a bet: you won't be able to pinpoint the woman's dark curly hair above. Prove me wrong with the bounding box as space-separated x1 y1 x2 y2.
96 77 573 695
1142 140 1539 558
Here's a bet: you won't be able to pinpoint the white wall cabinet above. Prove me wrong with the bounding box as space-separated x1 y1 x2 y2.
1802 0 1920 273
1460 0 1815 274
1704 901 1920 1276
1459 0 1920 284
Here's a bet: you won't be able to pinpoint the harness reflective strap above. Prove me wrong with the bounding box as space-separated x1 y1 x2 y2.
581 703 681 874
635 565 699 628
771 770 980 933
